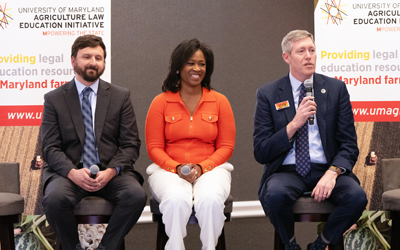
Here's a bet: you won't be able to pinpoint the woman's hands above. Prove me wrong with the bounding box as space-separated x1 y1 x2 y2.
177 163 202 183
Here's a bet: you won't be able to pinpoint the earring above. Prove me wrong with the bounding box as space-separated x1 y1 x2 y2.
176 70 179 74
176 81 180 88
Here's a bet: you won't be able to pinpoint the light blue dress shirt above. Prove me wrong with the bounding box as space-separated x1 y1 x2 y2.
282 73 328 165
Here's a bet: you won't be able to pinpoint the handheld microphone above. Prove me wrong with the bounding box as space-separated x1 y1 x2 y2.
180 164 192 176
90 165 99 179
304 79 314 125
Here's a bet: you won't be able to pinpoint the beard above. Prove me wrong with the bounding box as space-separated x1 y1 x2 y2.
74 62 105 82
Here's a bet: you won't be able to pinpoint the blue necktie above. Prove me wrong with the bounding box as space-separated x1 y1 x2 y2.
82 87 97 169
295 83 311 177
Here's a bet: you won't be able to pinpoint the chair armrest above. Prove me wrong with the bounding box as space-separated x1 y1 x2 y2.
382 159 400 192
0 163 20 194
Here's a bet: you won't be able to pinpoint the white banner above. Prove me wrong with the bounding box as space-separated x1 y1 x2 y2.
0 0 111 126
315 0 400 122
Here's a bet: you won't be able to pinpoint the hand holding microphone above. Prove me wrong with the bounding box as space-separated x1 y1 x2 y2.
287 80 317 139
304 79 315 125
181 164 192 176
90 165 99 179
66 166 100 192
179 163 198 183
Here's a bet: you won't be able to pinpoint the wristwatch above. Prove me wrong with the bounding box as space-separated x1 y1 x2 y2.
328 166 342 175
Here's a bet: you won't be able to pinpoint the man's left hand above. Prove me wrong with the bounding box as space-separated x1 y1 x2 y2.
94 168 117 190
311 170 338 202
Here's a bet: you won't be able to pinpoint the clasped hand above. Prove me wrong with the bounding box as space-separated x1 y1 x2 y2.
67 168 116 192
177 163 201 184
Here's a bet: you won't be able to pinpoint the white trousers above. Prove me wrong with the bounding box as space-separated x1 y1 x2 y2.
147 162 233 250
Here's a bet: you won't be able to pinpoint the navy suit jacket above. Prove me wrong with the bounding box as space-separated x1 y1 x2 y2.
41 79 143 189
253 73 359 196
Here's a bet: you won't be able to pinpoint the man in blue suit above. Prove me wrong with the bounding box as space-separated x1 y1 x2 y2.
253 30 367 250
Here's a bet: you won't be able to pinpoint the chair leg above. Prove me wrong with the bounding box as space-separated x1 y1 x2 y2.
216 227 226 250
274 231 285 250
391 211 400 250
0 221 15 250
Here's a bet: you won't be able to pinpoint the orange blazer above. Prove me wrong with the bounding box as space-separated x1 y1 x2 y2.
145 88 235 174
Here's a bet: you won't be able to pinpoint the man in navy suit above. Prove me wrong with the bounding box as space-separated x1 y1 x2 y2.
41 35 147 250
253 30 367 250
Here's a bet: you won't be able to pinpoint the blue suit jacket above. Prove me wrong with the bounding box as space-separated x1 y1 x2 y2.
253 73 359 196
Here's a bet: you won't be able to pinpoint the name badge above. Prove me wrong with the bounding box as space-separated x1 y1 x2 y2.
275 100 290 110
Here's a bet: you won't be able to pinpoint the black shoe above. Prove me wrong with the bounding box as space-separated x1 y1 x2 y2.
286 244 302 250
307 239 328 250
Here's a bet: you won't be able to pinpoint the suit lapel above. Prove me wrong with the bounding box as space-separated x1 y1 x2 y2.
95 79 111 146
278 76 296 124
64 80 85 146
313 73 327 150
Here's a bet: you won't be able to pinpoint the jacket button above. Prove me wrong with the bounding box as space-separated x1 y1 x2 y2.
209 116 212 121
171 117 175 121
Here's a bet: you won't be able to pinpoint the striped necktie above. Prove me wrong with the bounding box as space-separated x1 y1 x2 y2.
82 87 97 169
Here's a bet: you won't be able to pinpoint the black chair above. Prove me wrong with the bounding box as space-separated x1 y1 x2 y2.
150 195 233 250
274 195 344 250
382 158 400 250
0 162 24 250
55 196 125 250
0 163 24 250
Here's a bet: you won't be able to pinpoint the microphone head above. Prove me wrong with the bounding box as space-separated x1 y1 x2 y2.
304 79 313 88
90 165 99 175
181 165 191 175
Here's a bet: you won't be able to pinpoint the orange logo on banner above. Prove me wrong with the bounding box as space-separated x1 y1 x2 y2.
0 3 12 29
320 0 347 25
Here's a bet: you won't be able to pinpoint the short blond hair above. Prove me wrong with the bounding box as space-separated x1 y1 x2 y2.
281 30 314 54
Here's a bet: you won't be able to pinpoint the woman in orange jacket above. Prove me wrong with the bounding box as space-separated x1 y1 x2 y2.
145 38 236 250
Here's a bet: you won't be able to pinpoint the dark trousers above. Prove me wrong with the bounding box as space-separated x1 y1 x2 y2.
259 164 367 245
42 172 147 250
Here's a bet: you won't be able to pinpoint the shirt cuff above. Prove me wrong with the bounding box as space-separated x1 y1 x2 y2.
333 166 346 175
115 166 121 175
198 159 215 173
